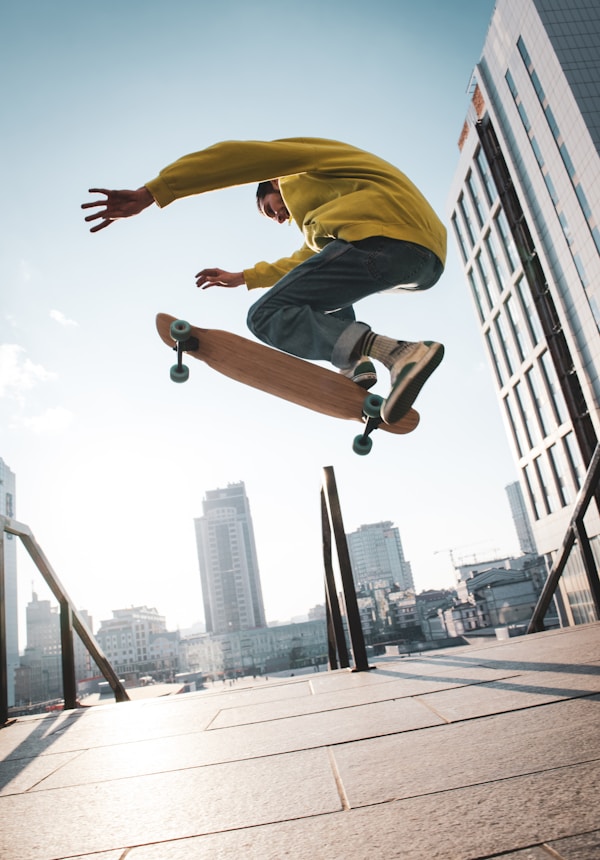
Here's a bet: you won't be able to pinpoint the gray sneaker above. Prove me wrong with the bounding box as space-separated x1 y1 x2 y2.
340 358 378 390
382 341 444 423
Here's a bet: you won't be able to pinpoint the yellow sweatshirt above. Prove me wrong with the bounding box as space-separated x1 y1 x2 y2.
145 138 446 290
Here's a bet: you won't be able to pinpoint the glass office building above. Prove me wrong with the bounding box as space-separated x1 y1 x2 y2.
448 0 600 624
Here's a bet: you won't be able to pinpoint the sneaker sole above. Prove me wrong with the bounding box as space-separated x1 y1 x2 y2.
351 361 377 390
382 342 444 423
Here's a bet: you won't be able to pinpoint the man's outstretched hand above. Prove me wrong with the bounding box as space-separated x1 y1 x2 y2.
196 268 245 289
82 187 155 232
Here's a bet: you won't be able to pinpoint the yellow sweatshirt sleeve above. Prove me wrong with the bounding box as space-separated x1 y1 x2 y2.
144 137 447 266
145 138 327 207
243 245 316 290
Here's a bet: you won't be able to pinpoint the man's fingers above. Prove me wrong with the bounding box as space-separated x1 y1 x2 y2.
89 219 113 233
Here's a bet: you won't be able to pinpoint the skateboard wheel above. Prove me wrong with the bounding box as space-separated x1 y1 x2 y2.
170 319 192 342
352 434 373 456
363 393 383 418
170 363 190 383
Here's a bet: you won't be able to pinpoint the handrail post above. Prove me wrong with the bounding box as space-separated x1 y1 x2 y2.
321 489 349 669
0 515 130 714
528 444 600 633
59 601 77 710
322 467 371 672
0 528 8 725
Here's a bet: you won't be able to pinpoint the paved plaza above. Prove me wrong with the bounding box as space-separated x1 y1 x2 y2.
1 623 599 859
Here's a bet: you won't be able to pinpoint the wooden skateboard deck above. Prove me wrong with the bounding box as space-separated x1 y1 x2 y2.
156 313 419 449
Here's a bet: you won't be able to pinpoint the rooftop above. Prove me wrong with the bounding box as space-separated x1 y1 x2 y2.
1 622 599 859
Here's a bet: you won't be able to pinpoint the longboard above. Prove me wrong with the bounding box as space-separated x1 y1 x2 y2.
156 313 419 454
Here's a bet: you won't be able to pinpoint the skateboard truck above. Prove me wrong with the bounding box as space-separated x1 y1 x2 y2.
169 320 198 383
353 394 385 456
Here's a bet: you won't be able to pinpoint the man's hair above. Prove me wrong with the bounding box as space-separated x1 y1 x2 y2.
256 180 277 213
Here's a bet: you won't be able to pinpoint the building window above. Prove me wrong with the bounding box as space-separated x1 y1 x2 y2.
475 146 497 206
469 269 486 323
515 277 544 347
486 330 506 387
548 443 573 507
495 315 516 378
503 394 526 458
495 209 519 272
526 365 553 439
505 295 526 362
477 251 497 309
534 455 555 515
485 232 508 292
467 170 486 227
539 351 568 426
515 380 539 448
523 463 542 520
563 432 585 491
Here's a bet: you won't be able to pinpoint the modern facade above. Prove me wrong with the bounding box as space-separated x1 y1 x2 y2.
347 521 414 591
448 0 600 625
179 619 327 678
194 482 266 634
14 592 94 706
506 480 537 554
95 605 179 679
0 458 18 706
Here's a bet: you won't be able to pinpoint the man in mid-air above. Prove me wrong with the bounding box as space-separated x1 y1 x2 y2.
82 136 446 422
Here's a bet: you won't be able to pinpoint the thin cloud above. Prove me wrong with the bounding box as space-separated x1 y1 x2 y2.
50 309 79 327
0 344 56 397
18 406 74 435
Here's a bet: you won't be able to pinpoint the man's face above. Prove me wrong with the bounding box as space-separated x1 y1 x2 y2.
259 186 290 224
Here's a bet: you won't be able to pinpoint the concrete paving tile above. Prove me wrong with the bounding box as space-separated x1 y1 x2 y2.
0 710 87 760
0 748 341 860
546 830 600 859
486 849 555 859
125 760 600 860
415 665 600 722
32 696 444 790
210 669 520 729
308 659 514 693
450 624 600 668
0 749 82 796
331 695 600 806
67 853 124 860
191 678 313 706
2 697 219 762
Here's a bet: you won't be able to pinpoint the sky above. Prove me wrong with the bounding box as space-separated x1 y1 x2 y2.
0 0 518 641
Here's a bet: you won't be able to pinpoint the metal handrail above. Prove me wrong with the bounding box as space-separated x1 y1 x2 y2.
528 444 600 633
1 515 129 726
321 466 371 672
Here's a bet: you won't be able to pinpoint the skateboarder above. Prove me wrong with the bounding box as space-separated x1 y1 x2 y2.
82 137 446 422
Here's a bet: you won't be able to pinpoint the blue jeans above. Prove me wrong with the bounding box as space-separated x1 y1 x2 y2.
246 237 443 369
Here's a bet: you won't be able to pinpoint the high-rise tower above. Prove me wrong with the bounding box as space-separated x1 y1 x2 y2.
0 458 18 706
194 482 266 634
347 521 414 592
448 0 600 624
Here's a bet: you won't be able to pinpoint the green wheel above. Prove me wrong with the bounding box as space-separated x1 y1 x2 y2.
170 319 192 342
352 434 373 456
363 393 383 418
170 363 190 383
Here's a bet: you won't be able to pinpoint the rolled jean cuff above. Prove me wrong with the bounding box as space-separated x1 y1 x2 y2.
331 321 371 369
